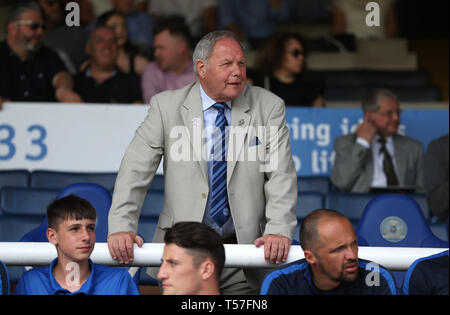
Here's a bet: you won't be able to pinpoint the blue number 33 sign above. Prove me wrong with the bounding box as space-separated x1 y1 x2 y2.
0 124 47 161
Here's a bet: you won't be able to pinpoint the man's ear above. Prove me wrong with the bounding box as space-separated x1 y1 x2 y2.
196 59 206 78
46 228 58 246
199 259 215 281
304 250 316 265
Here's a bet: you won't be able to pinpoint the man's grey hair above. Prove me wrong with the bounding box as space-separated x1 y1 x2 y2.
6 1 41 28
362 89 399 113
192 30 244 75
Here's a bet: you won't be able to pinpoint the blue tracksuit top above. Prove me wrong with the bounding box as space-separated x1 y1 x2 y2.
261 258 397 295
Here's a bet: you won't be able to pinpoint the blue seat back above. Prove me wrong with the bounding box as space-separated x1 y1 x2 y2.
30 170 117 192
297 192 324 220
0 170 29 191
325 192 375 225
356 194 449 248
141 189 164 218
0 187 59 216
297 176 330 194
0 260 10 295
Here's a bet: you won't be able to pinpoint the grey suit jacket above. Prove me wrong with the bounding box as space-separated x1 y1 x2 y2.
108 81 298 287
331 133 425 193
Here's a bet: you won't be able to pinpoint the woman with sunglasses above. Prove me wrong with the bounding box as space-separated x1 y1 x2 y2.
248 32 324 107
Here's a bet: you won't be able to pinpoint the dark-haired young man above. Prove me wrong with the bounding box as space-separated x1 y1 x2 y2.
15 195 139 295
157 221 225 295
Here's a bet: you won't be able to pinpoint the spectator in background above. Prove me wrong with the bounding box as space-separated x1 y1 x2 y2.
95 11 149 76
402 250 449 295
147 0 218 42
424 134 449 221
219 0 290 50
157 222 224 295
141 19 196 103
111 0 155 52
331 89 425 193
249 32 324 107
331 0 398 39
261 209 397 295
39 0 89 72
15 195 139 295
0 1 81 110
73 25 142 104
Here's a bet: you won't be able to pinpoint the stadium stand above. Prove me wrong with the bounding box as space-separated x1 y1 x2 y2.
297 176 331 194
0 170 29 190
324 86 441 102
30 170 118 192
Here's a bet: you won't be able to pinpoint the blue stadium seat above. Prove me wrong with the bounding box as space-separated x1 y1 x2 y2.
0 187 58 217
356 194 448 248
30 170 117 191
298 176 330 194
141 189 164 218
325 192 375 226
0 259 10 295
0 215 45 283
297 192 324 220
355 194 449 293
0 170 29 190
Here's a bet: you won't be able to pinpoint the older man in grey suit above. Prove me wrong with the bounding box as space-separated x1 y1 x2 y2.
331 89 425 193
107 30 297 294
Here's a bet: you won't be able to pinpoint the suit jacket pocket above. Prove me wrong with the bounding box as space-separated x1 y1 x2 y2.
157 212 173 230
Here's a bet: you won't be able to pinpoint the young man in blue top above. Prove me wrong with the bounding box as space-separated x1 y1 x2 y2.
402 250 449 295
15 195 139 295
261 209 397 295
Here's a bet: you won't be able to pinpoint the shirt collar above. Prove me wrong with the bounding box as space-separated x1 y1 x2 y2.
49 258 95 295
199 84 231 112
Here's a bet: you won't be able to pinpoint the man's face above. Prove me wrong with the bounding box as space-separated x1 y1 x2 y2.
48 218 96 263
13 10 45 53
87 28 118 69
157 243 204 295
197 38 246 103
153 30 184 72
369 97 401 137
308 218 359 289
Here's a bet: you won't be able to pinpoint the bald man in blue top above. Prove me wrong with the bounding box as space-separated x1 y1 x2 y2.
15 195 139 295
261 209 397 295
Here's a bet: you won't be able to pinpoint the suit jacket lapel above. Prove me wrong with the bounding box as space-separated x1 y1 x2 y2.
180 81 208 182
228 89 251 183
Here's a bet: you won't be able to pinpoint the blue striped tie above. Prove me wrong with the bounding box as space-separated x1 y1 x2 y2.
210 103 230 227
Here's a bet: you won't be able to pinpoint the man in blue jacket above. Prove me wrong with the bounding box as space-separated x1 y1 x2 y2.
15 195 139 295
261 209 397 295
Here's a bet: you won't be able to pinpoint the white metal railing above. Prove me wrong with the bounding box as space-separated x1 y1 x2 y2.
0 243 447 271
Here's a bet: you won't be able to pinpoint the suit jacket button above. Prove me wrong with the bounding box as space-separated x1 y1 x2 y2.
202 193 207 199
